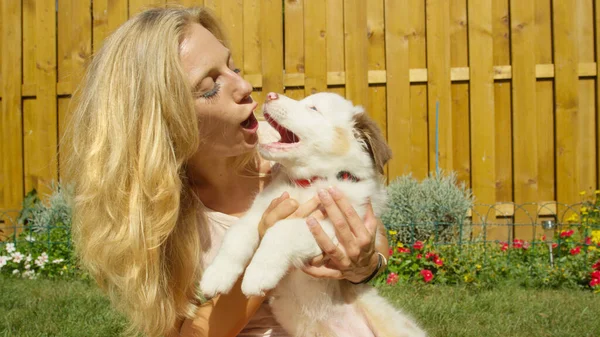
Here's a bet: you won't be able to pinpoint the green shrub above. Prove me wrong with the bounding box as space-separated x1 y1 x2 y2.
0 183 84 280
382 170 474 244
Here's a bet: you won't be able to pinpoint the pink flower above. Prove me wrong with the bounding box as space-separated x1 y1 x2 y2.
420 269 434 283
560 229 574 238
416 254 422 259
593 260 600 270
434 258 444 266
386 272 399 285
425 252 438 260
590 278 600 288
570 246 581 255
513 239 523 249
591 271 600 280
500 242 509 251
522 241 530 250
413 241 424 250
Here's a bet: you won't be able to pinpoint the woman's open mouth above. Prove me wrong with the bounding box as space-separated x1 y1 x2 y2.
263 113 300 149
240 113 259 130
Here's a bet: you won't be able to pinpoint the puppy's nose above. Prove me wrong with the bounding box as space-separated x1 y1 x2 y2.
266 92 279 101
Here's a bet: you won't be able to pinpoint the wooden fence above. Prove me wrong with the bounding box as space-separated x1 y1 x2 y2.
1 0 599 224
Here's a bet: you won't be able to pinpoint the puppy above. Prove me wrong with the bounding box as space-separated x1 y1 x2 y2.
201 92 427 337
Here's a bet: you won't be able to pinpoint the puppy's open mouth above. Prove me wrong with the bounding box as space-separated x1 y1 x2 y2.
263 113 300 149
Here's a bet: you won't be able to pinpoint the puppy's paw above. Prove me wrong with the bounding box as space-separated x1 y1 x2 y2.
241 262 283 297
200 263 242 298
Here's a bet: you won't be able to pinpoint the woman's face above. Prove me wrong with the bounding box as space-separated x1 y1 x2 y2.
180 23 259 159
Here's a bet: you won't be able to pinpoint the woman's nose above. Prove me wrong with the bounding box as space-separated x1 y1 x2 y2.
234 75 253 103
266 92 279 101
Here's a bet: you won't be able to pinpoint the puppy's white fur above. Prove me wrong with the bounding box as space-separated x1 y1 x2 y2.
201 92 427 337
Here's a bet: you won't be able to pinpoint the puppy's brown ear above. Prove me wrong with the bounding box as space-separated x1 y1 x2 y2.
353 112 392 174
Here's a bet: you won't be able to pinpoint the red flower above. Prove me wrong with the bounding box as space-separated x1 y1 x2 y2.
513 239 524 249
434 258 444 266
585 237 592 245
593 260 600 270
500 242 509 251
386 272 399 285
590 278 600 288
591 271 600 280
560 229 574 238
397 247 411 254
425 252 438 260
552 243 559 249
570 246 581 255
420 269 434 283
541 235 546 241
416 254 422 259
389 248 394 256
413 241 424 250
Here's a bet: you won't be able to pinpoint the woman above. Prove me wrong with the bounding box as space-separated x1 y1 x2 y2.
65 6 389 337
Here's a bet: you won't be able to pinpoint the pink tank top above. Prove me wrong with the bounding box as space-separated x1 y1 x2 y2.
199 203 290 337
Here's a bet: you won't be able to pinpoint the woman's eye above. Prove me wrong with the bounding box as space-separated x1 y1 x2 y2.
200 82 221 100
233 68 241 74
309 106 317 111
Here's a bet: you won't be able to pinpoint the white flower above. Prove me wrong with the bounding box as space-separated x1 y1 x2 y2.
0 256 8 268
12 269 19 275
25 263 31 270
25 254 32 263
24 235 36 242
5 243 15 254
22 270 35 279
11 252 24 263
40 252 49 263
52 259 64 264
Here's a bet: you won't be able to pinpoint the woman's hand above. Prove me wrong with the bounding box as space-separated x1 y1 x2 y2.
258 192 325 239
303 187 384 283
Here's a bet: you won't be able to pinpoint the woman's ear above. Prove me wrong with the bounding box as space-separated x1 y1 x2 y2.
352 112 392 175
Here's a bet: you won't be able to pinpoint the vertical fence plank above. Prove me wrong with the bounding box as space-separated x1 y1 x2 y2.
367 0 387 180
326 0 345 97
468 1 497 230
23 0 36 87
535 0 555 204
130 0 162 17
243 0 263 106
284 0 304 100
172 0 205 7
221 0 243 75
1 0 23 216
577 0 597 194
450 0 470 186
385 0 410 182
597 0 600 188
493 0 512 203
0 0 3 210
426 0 452 172
344 0 368 106
554 0 579 206
93 0 128 54
24 0 58 196
511 1 538 236
261 0 284 99
304 0 327 96
408 0 429 180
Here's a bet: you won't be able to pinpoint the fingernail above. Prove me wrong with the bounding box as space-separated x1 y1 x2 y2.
327 186 339 197
306 217 317 227
280 191 288 199
318 189 329 199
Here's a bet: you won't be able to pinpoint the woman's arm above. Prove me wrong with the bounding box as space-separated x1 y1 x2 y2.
177 278 266 337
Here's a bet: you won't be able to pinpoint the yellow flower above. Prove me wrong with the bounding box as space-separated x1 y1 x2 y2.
579 191 586 196
591 230 600 244
463 274 474 283
595 190 600 195
566 214 579 223
397 242 403 248
476 264 482 270
388 230 397 235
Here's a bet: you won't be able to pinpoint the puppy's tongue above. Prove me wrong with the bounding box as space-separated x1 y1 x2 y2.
241 113 258 129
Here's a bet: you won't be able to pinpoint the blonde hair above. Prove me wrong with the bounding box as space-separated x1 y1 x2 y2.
64 6 231 337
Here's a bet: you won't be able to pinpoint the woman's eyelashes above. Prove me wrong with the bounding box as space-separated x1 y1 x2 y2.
200 82 221 100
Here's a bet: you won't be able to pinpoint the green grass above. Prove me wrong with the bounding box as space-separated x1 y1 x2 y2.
1 277 599 337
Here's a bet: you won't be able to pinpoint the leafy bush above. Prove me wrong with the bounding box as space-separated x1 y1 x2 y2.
0 184 83 279
382 170 474 243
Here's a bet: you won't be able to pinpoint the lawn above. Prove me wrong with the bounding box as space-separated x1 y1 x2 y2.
1 277 599 337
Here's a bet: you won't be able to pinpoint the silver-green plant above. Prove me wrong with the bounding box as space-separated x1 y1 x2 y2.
382 170 474 244
22 183 73 233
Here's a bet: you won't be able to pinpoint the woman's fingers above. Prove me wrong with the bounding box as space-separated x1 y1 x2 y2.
327 187 372 247
306 217 350 268
317 189 357 256
301 264 344 279
292 195 322 218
